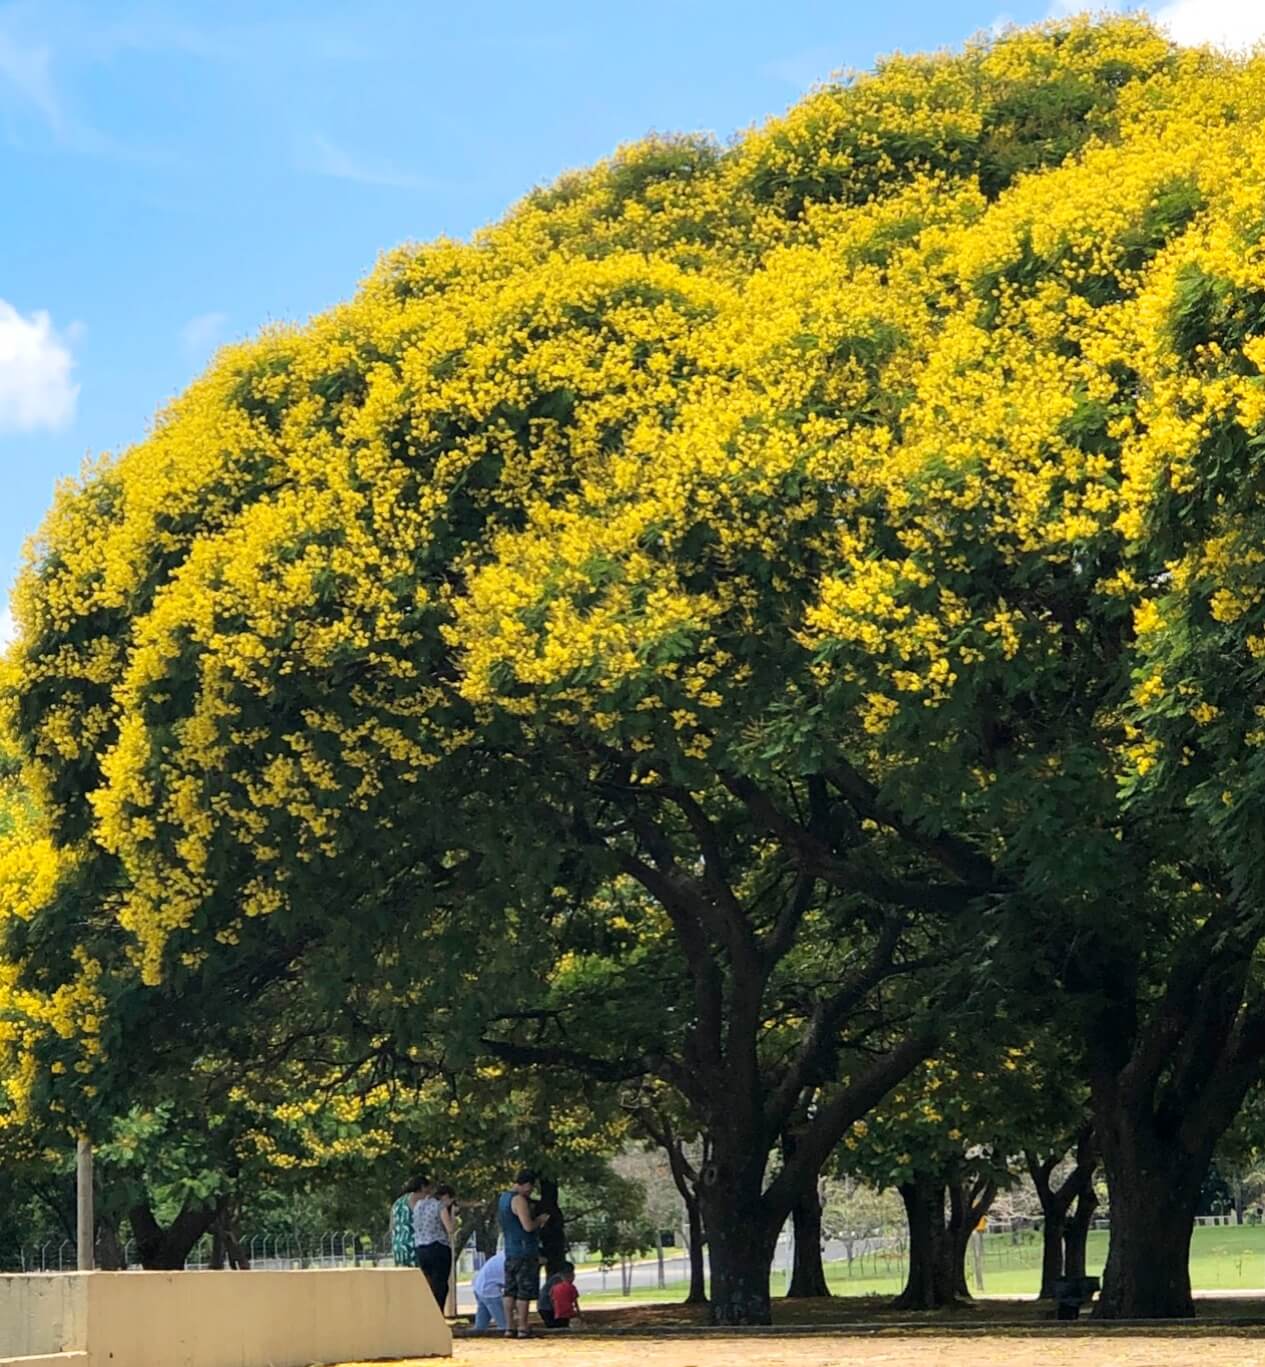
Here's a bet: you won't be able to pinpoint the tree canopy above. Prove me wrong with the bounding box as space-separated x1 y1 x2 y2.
7 13 1265 1323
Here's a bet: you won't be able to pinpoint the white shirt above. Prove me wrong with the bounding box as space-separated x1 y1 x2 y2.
413 1197 450 1247
473 1252 506 1299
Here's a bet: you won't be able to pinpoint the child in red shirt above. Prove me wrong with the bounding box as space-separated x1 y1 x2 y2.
548 1264 582 1329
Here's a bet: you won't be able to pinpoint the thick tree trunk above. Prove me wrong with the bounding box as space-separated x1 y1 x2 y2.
891 1178 956 1310
1073 914 1265 1320
1027 1153 1064 1301
949 1177 995 1300
1038 1211 1065 1299
128 1199 217 1270
684 1192 707 1304
1027 1129 1097 1299
213 1196 249 1270
699 1137 778 1326
701 1190 776 1325
94 1217 125 1271
786 1180 830 1297
782 1128 830 1300
1063 1180 1096 1281
1092 1097 1206 1319
892 1172 992 1310
538 1175 567 1275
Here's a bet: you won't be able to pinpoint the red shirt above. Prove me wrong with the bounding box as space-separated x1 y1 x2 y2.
551 1280 580 1318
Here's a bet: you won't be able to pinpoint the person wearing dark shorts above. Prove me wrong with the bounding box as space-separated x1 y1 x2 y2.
499 1169 549 1339
504 1250 540 1303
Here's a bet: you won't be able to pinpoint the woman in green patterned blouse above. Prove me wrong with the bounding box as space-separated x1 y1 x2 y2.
391 1174 432 1267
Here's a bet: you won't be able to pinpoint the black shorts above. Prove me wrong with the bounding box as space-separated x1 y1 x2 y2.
504 1254 540 1302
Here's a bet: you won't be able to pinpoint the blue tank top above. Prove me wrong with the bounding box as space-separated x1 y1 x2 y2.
499 1190 538 1258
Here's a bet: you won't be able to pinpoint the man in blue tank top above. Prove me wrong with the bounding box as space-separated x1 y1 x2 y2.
499 1168 549 1338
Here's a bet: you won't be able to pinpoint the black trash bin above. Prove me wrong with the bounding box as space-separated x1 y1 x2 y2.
1052 1275 1100 1320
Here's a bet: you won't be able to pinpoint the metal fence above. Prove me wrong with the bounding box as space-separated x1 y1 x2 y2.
1 1231 397 1275
2 1240 78 1272
6 1212 1246 1286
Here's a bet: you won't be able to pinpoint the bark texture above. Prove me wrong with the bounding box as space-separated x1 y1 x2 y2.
890 1167 996 1311
1078 920 1265 1320
128 1198 217 1270
538 1175 567 1276
786 1179 830 1298
1026 1127 1097 1300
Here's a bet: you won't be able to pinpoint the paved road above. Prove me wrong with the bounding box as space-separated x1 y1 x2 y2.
454 1233 899 1308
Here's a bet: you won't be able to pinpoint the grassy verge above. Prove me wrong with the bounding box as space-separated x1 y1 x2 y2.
578 1225 1265 1304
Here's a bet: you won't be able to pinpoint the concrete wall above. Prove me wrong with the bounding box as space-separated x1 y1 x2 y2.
0 1273 85 1358
0 1268 450 1367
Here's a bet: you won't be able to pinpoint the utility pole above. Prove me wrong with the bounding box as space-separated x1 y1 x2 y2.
76 1137 94 1271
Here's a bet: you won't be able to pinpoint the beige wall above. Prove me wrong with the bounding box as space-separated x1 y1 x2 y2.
0 1272 85 1358
0 1268 450 1367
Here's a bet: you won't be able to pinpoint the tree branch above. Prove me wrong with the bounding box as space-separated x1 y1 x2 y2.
764 1028 937 1226
822 761 996 889
720 773 985 916
763 913 906 1134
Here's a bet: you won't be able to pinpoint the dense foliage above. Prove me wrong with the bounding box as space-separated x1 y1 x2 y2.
7 14 1265 1322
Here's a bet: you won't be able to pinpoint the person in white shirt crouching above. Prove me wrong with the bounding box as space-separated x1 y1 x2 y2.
473 1250 507 1330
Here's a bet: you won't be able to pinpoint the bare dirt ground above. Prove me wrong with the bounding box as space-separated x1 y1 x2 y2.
342 1335 1265 1367
334 1298 1265 1367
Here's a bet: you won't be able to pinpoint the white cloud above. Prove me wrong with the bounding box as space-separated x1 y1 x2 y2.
0 299 78 433
181 310 227 353
0 27 62 133
1153 0 1265 48
0 603 15 651
1044 1 1265 49
765 47 843 91
0 9 150 158
303 134 437 191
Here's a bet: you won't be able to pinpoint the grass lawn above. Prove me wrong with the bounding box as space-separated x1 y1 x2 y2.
580 1223 1265 1303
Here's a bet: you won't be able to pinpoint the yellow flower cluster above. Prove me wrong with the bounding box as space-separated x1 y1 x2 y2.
2 13 1258 999
0 761 105 1121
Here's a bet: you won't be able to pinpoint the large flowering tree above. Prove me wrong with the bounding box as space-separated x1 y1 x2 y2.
10 14 1265 1322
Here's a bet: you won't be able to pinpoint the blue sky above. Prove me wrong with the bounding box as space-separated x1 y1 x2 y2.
0 1 1259 633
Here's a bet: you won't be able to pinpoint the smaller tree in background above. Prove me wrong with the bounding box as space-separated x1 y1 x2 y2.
613 1147 690 1292
1209 1090 1265 1227
623 1084 710 1304
820 1176 904 1283
566 1167 655 1294
1025 1125 1098 1299
840 1035 1071 1310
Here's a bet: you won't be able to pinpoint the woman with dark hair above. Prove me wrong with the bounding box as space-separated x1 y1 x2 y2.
391 1174 431 1268
413 1183 457 1310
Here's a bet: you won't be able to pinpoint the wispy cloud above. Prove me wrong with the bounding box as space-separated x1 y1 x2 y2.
0 602 15 652
302 133 439 191
0 299 78 434
1046 1 1122 15
0 27 63 134
181 311 228 354
0 8 143 157
765 47 843 92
